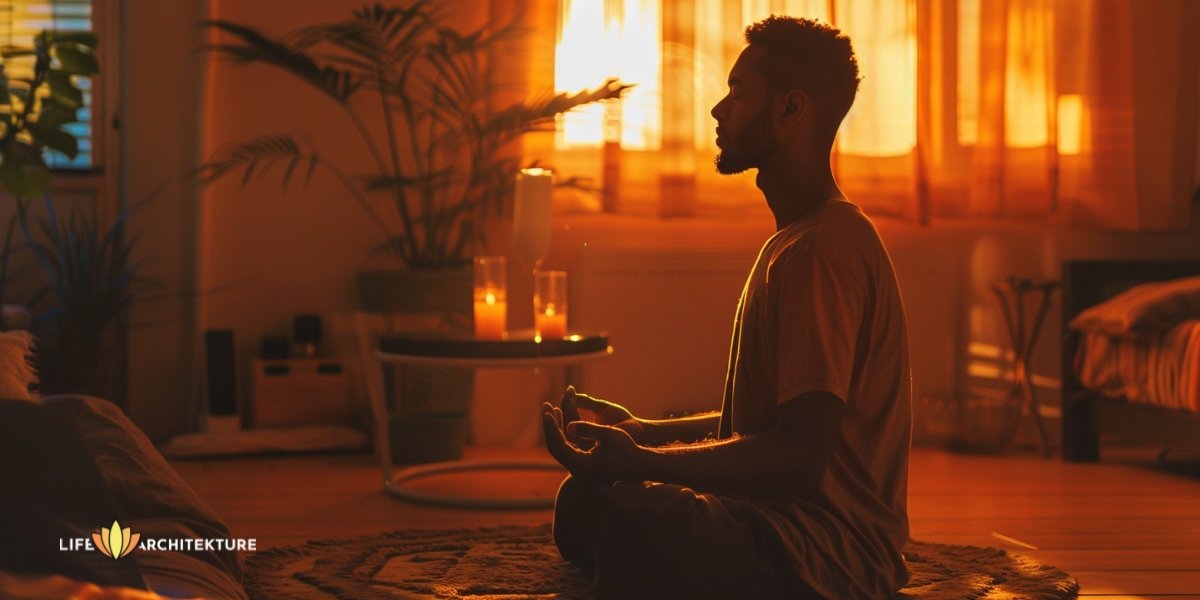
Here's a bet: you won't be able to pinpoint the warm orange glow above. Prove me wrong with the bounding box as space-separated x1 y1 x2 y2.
474 291 507 340
558 0 915 157
1057 94 1082 155
967 361 1004 380
536 303 568 338
957 0 980 146
959 0 1055 149
1003 0 1053 148
556 0 659 149
968 341 1003 359
835 0 917 157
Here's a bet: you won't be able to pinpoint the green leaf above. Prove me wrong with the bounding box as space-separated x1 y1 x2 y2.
36 99 77 129
27 120 78 158
0 142 51 198
54 46 99 75
47 31 99 49
46 71 84 109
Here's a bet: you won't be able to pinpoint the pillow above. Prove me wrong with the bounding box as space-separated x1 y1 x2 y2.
0 330 38 402
1069 275 1200 337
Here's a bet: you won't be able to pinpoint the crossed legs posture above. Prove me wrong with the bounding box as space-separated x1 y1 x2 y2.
553 475 821 600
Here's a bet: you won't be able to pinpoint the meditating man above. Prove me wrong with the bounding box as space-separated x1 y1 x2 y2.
542 16 911 600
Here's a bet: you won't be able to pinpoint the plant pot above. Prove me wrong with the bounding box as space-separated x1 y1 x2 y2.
357 267 473 318
389 412 469 464
359 267 476 462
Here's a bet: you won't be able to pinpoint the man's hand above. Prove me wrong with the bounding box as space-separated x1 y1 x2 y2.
560 386 645 446
542 401 647 485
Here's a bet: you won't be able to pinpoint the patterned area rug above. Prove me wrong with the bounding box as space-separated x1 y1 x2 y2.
244 524 1079 599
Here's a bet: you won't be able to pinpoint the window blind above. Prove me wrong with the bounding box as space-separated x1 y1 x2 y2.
0 0 93 169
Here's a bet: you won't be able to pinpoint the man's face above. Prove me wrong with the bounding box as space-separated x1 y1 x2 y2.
711 46 777 175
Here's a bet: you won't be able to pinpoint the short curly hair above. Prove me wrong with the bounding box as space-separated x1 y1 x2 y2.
744 16 861 145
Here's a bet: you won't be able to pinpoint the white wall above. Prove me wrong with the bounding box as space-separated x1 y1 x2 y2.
122 0 207 440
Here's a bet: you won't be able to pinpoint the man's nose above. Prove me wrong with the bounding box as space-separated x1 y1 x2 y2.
710 97 725 121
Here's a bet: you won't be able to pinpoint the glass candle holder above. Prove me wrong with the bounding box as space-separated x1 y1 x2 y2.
534 270 568 340
473 256 507 339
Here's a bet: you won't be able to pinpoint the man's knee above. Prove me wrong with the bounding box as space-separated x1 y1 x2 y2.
552 476 609 571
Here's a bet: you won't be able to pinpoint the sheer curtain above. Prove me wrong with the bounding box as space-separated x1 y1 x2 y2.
916 0 1197 229
536 0 1199 229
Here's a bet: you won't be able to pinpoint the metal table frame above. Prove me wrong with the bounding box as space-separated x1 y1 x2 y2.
366 342 612 509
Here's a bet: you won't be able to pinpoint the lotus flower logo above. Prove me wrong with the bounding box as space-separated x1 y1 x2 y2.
92 520 140 559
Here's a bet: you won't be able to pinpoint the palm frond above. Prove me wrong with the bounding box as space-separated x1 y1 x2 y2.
480 79 633 142
199 134 319 191
203 19 361 104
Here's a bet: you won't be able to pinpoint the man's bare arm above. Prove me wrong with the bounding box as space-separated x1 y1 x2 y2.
637 412 722 446
557 391 845 495
563 388 720 446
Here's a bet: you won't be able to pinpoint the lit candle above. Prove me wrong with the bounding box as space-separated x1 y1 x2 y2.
533 270 568 340
473 256 507 340
474 290 507 340
536 302 567 339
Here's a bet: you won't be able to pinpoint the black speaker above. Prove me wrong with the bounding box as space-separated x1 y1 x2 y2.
205 329 237 417
293 314 323 356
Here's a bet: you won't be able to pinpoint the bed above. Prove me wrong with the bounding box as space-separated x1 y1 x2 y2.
1061 260 1200 461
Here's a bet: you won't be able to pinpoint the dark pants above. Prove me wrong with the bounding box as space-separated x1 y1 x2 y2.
552 476 824 600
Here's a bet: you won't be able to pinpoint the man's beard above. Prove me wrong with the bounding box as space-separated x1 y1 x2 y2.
714 105 776 175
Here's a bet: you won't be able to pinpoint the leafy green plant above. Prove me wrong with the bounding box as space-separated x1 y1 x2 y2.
201 1 629 269
0 30 98 198
0 29 98 328
22 196 149 396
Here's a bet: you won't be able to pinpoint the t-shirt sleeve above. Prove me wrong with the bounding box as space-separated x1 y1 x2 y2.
771 233 867 406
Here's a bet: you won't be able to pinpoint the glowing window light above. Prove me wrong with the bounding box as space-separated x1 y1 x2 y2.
556 0 660 150
958 0 1055 149
1002 0 1052 148
835 0 917 157
1057 94 1082 155
958 0 980 146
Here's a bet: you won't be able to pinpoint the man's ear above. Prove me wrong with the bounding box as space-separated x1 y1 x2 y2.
779 89 810 125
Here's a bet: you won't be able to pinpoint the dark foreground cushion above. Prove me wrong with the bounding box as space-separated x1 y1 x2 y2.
0 396 246 599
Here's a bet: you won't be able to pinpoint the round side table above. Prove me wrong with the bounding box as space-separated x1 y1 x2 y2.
366 332 612 509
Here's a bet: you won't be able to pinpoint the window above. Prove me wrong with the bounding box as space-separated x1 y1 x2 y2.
548 0 1194 229
0 0 99 170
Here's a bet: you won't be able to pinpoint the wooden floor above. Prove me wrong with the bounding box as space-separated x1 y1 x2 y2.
172 445 1200 599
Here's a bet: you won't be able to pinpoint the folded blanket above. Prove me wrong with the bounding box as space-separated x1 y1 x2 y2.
1070 276 1200 338
1075 320 1200 413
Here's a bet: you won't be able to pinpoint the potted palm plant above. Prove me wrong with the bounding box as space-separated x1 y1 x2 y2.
201 2 626 292
202 2 628 462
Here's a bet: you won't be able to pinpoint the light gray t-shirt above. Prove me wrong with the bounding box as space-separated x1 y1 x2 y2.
719 198 912 599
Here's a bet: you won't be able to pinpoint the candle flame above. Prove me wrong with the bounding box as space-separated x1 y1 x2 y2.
485 292 496 305
544 303 556 317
